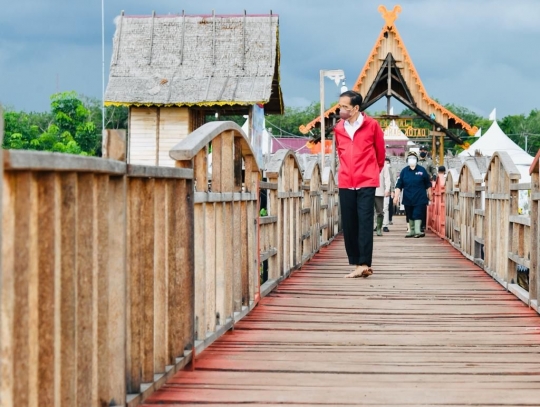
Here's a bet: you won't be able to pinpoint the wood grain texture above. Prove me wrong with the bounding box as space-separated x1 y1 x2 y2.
37 173 56 406
76 174 95 404
142 217 540 406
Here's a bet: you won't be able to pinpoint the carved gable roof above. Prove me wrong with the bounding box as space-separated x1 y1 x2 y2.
300 5 477 143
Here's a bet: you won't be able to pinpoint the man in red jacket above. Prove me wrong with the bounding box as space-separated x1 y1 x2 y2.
334 90 386 278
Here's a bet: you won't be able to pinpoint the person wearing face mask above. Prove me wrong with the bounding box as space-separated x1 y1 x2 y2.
334 90 386 278
418 146 437 180
393 151 433 238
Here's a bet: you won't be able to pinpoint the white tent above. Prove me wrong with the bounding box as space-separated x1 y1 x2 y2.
460 120 533 214
459 120 533 166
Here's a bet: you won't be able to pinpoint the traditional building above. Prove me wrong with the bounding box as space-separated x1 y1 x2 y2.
300 5 477 164
105 12 283 166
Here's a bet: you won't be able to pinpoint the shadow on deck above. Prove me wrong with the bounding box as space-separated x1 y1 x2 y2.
143 216 540 406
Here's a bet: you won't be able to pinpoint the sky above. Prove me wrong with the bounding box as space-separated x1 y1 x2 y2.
1 0 539 119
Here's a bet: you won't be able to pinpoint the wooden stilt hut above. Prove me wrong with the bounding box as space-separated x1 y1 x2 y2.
105 11 283 166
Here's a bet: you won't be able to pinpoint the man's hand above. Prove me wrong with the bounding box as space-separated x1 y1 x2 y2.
384 191 390 197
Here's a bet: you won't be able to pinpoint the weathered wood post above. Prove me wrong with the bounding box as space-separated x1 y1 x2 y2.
484 152 521 285
530 151 540 308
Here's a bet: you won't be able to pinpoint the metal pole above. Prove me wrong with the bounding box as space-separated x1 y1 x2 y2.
439 136 444 167
101 0 105 132
320 70 325 169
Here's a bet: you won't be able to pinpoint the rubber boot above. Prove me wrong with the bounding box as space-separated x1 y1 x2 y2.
405 220 415 238
414 219 425 238
376 216 383 236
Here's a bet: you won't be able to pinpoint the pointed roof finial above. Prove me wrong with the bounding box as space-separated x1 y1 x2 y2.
378 5 402 28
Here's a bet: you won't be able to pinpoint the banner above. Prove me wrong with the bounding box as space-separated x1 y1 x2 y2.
251 104 265 169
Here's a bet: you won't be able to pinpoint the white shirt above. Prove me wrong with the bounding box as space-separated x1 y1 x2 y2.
342 113 365 190
343 113 364 139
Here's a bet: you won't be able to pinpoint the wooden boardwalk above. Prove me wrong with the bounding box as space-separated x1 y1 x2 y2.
143 217 540 406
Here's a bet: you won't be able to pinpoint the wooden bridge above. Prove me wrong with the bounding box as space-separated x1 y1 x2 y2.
2 119 540 406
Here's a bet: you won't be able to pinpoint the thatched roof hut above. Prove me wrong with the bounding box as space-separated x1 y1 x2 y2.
104 12 283 167
105 12 283 114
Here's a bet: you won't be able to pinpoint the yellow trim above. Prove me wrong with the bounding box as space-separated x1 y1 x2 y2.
104 100 269 108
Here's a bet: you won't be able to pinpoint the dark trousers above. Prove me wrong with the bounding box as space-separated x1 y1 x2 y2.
339 188 375 266
374 196 384 219
388 197 393 221
405 204 426 221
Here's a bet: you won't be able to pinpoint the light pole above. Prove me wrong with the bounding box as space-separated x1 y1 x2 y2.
101 0 106 132
319 69 346 171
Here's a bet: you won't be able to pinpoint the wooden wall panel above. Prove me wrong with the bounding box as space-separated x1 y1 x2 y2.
129 107 158 166
158 107 189 167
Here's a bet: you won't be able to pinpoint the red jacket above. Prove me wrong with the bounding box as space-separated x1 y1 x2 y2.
335 113 386 189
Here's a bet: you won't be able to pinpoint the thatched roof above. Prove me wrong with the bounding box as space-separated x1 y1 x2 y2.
105 13 283 114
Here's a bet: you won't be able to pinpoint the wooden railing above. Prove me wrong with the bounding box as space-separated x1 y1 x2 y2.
427 174 446 238
259 150 339 295
432 151 540 313
0 118 340 407
1 148 196 406
170 121 260 347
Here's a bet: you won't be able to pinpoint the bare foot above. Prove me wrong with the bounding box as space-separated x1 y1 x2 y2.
345 265 372 278
360 268 373 278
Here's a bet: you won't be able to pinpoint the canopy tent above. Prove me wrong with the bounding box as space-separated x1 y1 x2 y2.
459 120 533 214
459 120 533 166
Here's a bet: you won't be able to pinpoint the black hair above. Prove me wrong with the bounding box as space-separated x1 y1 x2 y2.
438 165 446 173
339 90 363 108
385 157 391 162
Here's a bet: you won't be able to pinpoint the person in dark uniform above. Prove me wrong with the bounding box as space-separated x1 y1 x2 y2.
393 151 432 238
418 145 437 180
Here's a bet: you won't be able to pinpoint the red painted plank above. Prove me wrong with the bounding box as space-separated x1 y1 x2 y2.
142 217 540 406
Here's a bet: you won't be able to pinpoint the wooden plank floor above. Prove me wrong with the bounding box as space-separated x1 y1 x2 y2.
143 216 540 406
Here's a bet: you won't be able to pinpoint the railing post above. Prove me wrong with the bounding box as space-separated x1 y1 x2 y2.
531 157 540 306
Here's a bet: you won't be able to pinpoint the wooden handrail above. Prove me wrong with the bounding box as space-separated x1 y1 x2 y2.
0 114 341 406
436 150 540 315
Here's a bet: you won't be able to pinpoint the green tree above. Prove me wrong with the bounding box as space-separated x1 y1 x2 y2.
50 91 101 154
266 102 321 137
3 91 130 156
500 109 540 155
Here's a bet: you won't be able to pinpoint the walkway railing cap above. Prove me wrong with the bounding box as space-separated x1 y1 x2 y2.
169 121 260 172
322 167 335 185
302 159 320 182
447 168 459 186
459 158 484 184
266 149 303 179
485 151 521 182
529 149 540 175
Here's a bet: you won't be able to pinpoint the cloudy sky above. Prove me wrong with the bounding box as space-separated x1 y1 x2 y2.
1 0 539 118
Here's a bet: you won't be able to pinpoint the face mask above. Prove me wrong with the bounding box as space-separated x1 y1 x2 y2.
339 107 356 120
407 157 417 167
420 152 427 158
